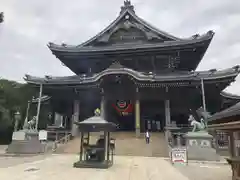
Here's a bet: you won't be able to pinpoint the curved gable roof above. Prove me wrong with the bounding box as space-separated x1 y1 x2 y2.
48 1 214 51
77 4 180 47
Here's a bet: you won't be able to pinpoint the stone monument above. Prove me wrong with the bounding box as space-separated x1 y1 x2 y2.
185 113 220 161
6 115 46 154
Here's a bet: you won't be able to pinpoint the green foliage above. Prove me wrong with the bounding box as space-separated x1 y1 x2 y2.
0 79 38 130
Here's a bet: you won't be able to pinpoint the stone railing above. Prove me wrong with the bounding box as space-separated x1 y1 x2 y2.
52 132 72 152
165 124 192 147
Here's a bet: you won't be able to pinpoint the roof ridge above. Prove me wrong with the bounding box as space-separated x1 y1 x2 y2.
120 0 135 14
76 2 181 47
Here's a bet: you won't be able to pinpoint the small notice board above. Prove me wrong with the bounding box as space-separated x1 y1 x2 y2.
39 130 48 141
171 148 188 165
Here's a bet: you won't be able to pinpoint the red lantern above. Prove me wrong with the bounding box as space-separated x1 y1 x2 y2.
112 100 133 116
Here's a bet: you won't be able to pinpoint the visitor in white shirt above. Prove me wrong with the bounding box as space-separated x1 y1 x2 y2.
145 130 150 144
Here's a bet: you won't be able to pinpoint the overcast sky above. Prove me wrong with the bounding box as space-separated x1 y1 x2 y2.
0 0 240 94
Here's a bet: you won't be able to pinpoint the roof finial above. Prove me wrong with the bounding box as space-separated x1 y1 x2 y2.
120 0 135 14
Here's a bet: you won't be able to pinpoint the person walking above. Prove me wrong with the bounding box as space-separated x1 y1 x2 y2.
145 130 150 144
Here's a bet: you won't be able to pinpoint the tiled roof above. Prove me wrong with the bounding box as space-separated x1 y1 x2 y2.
24 65 240 85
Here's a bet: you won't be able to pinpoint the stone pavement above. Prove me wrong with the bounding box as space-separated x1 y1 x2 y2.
57 132 169 157
0 154 49 168
0 155 190 180
176 162 232 180
0 145 7 154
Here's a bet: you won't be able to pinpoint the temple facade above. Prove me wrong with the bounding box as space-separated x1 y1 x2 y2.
25 1 240 137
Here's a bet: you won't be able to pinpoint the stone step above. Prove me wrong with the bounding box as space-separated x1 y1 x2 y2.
55 132 169 157
6 140 46 154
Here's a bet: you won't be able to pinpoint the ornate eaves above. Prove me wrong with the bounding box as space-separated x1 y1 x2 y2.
24 65 240 86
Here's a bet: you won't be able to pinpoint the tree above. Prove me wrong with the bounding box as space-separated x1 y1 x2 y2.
0 79 38 130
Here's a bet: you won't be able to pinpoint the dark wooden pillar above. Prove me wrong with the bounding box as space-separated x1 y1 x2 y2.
72 100 80 136
79 132 84 161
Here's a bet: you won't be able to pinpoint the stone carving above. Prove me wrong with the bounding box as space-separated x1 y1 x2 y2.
109 27 147 43
185 109 220 161
23 116 36 130
188 114 206 132
189 139 198 146
200 140 211 147
98 19 165 44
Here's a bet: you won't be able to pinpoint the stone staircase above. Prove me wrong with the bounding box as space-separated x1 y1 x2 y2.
55 132 169 157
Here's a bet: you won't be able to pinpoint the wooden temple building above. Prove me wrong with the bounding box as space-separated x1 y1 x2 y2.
24 1 240 138
208 103 240 180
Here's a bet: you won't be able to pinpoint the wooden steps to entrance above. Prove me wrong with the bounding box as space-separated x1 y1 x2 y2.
55 132 169 157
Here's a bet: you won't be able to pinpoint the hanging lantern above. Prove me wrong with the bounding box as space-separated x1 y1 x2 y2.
112 100 133 116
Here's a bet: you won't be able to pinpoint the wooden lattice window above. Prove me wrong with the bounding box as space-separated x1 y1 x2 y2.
217 131 229 149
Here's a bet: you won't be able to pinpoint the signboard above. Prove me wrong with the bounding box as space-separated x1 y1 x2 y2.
235 140 240 148
12 131 25 140
39 130 48 141
171 148 187 165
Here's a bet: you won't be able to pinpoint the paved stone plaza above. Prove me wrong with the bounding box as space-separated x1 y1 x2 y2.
176 162 232 180
57 132 169 157
0 154 232 180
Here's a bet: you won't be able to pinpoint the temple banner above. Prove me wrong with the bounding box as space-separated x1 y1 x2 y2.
112 100 133 116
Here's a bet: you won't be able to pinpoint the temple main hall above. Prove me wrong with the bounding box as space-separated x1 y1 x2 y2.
25 1 240 137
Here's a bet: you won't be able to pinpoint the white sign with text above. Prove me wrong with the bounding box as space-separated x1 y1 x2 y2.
39 130 48 141
171 148 187 165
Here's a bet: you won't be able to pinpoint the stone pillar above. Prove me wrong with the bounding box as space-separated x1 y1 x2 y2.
72 100 80 137
165 97 171 144
100 96 105 119
135 99 140 138
233 131 239 157
177 133 182 147
35 84 43 130
23 101 31 128
104 131 108 161
201 78 206 112
165 99 171 126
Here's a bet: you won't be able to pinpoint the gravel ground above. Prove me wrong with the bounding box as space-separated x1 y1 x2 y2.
175 162 232 180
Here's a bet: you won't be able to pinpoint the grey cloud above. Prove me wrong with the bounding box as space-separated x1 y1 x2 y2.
0 0 240 94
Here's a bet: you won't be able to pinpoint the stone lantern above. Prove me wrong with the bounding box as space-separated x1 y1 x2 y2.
14 111 21 131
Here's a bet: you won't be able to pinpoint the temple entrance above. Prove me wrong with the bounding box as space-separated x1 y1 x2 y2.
115 115 135 131
106 100 135 131
144 114 165 132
